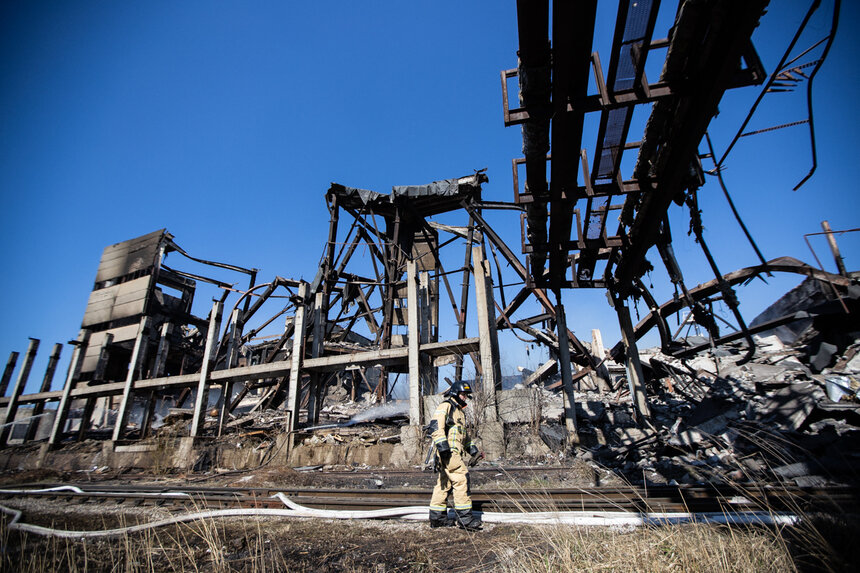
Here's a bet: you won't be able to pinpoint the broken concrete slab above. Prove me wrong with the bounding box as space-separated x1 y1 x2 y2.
753 334 786 354
686 356 718 375
756 381 826 431
839 345 860 373
538 424 566 451
811 342 839 372
614 427 656 448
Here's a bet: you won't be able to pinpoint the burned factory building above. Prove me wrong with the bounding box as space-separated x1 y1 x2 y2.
0 0 857 495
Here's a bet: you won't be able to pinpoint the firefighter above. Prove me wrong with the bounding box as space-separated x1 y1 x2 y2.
428 380 482 530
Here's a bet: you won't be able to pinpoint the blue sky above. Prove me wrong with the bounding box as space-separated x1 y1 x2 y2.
1 1 858 394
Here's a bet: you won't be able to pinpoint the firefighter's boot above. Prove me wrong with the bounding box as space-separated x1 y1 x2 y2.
429 509 454 528
455 509 482 531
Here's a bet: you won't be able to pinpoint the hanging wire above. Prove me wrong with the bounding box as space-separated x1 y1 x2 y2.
715 0 840 191
704 132 769 271
793 0 841 190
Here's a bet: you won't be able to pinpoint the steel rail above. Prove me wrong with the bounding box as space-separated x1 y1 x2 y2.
2 483 855 516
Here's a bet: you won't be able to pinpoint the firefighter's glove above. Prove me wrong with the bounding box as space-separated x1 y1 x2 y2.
436 441 451 456
467 444 479 457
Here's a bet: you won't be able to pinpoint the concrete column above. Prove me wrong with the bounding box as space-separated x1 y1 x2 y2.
407 260 422 426
286 282 308 432
614 296 652 425
26 343 63 442
48 330 90 447
0 338 39 446
113 317 151 441
555 305 579 446
591 328 612 392
190 301 223 438
472 246 501 420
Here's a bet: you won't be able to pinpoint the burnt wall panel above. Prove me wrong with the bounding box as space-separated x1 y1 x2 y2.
81 276 152 327
94 229 165 284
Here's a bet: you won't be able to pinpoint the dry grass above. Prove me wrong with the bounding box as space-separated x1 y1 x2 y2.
484 465 860 573
491 522 795 573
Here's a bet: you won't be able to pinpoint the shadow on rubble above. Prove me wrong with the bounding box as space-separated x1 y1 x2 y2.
567 333 860 494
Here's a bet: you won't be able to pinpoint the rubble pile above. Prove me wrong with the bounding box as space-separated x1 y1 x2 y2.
524 331 860 488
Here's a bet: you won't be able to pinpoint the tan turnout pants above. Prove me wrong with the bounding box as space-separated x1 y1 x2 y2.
428 451 471 512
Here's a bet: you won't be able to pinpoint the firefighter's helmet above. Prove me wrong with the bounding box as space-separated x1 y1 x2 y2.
444 380 473 407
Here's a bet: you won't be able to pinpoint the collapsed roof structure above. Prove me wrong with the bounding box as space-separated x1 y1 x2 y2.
0 0 854 478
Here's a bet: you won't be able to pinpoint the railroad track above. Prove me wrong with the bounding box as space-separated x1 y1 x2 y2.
1 483 857 516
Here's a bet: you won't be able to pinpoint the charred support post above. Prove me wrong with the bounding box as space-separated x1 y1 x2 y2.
473 247 501 420
407 260 422 425
377 209 403 403
217 312 240 436
48 330 90 448
153 323 172 378
0 352 19 397
307 292 325 424
113 317 151 441
419 270 437 395
141 323 172 439
822 220 848 277
613 295 651 425
454 222 475 381
0 338 39 446
93 335 113 381
26 343 63 442
190 302 222 438
555 306 579 446
286 282 309 432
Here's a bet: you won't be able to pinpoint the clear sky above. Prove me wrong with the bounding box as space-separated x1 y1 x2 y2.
1 1 858 394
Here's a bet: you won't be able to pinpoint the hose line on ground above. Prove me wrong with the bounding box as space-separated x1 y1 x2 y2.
0 489 798 538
